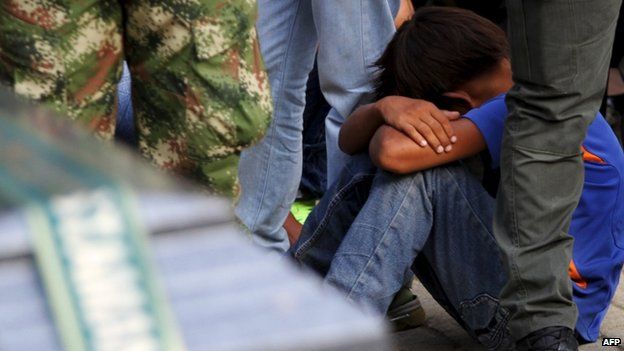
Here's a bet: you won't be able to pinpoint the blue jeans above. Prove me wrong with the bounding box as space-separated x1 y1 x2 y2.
115 62 137 146
292 155 512 349
300 61 329 199
236 0 399 252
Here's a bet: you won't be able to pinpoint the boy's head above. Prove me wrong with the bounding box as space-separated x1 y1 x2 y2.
374 7 510 109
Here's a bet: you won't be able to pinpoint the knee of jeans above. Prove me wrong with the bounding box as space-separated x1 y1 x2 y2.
369 170 432 200
459 294 512 350
387 165 454 188
425 163 485 192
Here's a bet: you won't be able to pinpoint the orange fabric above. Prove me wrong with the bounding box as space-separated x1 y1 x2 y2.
569 260 588 289
581 146 605 164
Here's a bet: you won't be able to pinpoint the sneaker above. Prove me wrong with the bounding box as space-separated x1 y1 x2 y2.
516 326 579 351
387 287 426 332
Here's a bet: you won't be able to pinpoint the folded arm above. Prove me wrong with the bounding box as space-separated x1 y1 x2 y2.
339 97 459 155
369 119 486 174
338 103 385 155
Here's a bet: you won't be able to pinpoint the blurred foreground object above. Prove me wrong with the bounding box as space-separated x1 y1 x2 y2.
0 90 388 351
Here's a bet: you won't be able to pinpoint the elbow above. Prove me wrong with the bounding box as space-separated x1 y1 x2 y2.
338 133 356 155
369 131 411 174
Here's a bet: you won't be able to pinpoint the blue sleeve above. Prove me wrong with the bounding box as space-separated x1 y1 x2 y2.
462 94 507 168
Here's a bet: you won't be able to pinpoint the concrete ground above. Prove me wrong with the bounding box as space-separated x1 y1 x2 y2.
393 273 624 350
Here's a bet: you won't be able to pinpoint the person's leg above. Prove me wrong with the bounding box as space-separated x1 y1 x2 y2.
403 163 513 349
291 153 425 331
235 0 318 251
320 162 514 348
496 0 621 341
292 153 377 274
0 0 122 139
323 163 503 316
310 0 399 186
299 60 330 199
124 0 271 197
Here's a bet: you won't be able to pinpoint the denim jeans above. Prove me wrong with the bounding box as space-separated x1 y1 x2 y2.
115 63 137 146
292 155 512 349
300 61 329 199
236 0 399 252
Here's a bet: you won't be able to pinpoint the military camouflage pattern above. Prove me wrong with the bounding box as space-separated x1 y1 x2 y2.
0 0 271 197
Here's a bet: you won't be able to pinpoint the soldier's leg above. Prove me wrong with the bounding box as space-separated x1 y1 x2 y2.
0 0 123 139
124 0 271 197
496 0 621 340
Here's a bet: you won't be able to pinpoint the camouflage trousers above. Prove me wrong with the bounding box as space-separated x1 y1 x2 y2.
0 0 272 197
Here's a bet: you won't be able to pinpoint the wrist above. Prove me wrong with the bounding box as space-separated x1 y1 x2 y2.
373 98 388 124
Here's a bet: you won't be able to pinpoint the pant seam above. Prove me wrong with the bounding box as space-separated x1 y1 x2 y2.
508 143 532 335
358 0 366 69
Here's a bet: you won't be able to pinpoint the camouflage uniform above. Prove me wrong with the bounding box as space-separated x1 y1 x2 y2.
0 0 272 197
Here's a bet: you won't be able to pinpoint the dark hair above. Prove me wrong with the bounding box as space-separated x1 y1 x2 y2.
374 7 509 106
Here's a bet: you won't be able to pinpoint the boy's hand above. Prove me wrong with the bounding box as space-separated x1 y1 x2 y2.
376 96 460 153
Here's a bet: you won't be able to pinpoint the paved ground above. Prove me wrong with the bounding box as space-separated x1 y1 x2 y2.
393 273 624 350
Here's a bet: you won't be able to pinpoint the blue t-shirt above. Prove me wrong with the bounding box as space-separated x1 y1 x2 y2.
464 94 624 341
464 94 624 247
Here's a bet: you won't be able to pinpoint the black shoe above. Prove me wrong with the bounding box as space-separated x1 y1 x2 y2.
573 330 591 346
387 287 426 332
516 326 579 351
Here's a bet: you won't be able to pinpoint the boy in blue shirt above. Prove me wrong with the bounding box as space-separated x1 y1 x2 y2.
291 7 624 350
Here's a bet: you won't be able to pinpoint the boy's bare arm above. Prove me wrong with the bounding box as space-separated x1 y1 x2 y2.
339 103 385 155
369 119 487 174
339 96 459 156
